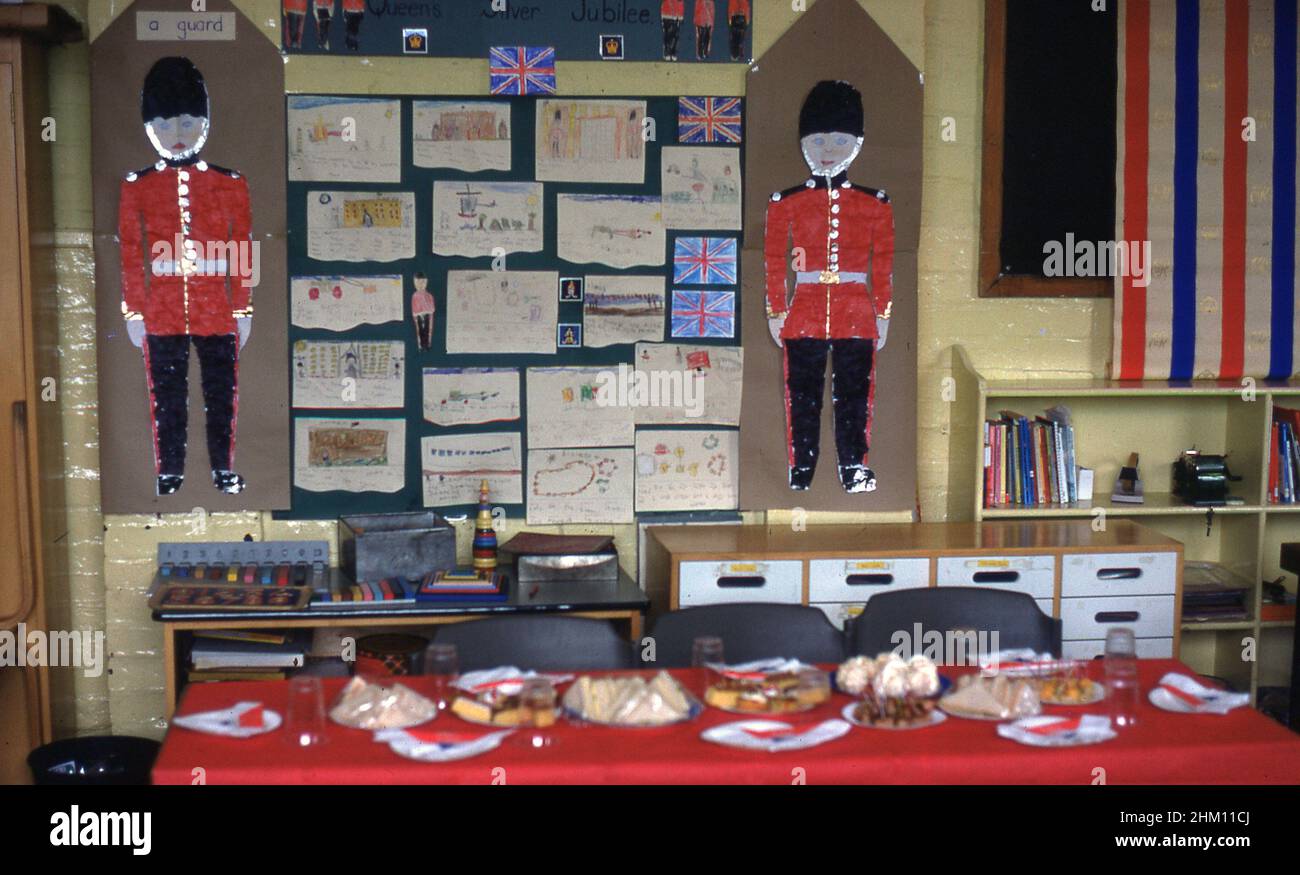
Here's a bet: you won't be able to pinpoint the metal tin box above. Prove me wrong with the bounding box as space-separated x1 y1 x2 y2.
339 511 456 583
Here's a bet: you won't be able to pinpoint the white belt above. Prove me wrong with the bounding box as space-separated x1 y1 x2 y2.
795 271 867 284
152 259 229 276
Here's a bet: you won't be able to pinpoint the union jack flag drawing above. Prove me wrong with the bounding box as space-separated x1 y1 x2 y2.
671 291 735 339
677 97 743 144
489 46 557 96
673 237 737 286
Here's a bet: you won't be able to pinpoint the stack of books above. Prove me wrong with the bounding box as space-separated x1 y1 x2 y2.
983 406 1078 508
1269 405 1300 503
186 630 307 682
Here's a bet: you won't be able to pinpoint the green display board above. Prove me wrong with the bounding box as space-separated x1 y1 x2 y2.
281 94 744 522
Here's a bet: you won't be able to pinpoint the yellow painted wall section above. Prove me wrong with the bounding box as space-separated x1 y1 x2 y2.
38 0 1112 737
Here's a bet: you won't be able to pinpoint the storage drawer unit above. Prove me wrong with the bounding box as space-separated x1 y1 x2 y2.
677 560 803 607
808 557 929 603
652 521 1182 659
1061 551 1177 598
1059 595 1176 641
936 555 1056 599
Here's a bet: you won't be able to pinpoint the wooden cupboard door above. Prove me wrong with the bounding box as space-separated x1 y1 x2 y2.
0 60 34 632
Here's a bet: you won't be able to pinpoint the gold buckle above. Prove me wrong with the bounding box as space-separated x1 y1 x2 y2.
818 271 841 284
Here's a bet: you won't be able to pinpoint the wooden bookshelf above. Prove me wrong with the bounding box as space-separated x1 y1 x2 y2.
950 345 1298 702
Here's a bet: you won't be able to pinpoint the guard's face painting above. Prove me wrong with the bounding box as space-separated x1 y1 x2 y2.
145 113 209 161
800 131 863 178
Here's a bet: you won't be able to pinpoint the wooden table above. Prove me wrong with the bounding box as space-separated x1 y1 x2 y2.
154 571 648 717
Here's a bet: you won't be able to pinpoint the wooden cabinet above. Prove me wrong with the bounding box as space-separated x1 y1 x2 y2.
0 4 80 784
650 520 1183 657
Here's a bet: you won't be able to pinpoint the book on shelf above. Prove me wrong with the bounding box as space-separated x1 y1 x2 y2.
188 631 308 672
982 406 1078 509
1269 406 1300 504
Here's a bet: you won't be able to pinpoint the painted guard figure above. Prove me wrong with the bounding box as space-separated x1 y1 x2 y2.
764 80 894 493
118 58 253 496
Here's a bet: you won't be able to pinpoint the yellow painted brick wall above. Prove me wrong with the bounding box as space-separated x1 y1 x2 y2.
37 0 1112 738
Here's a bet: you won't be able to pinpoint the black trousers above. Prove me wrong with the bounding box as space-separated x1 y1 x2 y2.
344 11 362 51
728 15 747 60
144 334 239 477
783 338 873 476
662 18 682 58
696 25 712 58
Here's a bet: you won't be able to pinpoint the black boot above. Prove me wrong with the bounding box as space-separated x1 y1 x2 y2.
789 465 815 490
839 464 877 494
212 470 246 494
156 474 184 496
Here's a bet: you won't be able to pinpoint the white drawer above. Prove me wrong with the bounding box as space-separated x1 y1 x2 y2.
1059 595 1176 641
808 557 929 603
677 560 803 607
936 555 1056 599
1062 637 1175 660
1036 598 1055 618
811 602 866 631
1061 551 1177 598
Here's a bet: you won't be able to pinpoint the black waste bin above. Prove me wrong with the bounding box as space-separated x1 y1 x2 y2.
27 736 160 786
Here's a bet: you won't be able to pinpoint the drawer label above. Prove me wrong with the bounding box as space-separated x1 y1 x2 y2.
976 559 1011 568
725 563 759 573
849 561 889 570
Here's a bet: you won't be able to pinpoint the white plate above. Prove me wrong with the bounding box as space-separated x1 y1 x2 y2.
701 718 852 752
996 715 1116 748
1147 674 1251 714
1037 680 1106 706
378 728 514 763
173 706 282 738
841 701 947 730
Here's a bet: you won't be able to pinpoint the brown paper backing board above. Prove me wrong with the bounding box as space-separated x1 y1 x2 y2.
739 0 921 514
90 0 290 513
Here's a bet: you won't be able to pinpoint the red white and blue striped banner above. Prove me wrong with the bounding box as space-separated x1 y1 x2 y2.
1113 0 1298 379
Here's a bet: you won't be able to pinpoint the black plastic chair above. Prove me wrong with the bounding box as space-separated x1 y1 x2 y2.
643 603 847 667
845 587 1062 659
429 615 636 672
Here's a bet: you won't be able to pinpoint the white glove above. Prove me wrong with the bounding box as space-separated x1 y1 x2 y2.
767 315 786 349
237 317 252 350
126 320 146 349
876 318 889 352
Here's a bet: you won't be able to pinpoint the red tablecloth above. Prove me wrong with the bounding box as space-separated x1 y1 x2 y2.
152 660 1300 785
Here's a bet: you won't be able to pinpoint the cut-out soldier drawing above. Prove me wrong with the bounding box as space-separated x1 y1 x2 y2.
118 58 253 496
764 80 894 494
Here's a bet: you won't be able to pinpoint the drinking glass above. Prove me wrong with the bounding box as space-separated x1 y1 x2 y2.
1104 628 1140 728
795 666 831 709
515 678 558 749
284 676 328 748
691 636 724 697
421 643 459 711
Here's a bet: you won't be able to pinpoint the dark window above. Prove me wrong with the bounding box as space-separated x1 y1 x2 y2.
980 0 1118 297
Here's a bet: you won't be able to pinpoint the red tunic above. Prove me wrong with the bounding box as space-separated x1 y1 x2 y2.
283 0 309 12
118 160 253 337
342 0 365 12
728 0 750 19
695 0 716 26
661 0 685 19
763 175 894 340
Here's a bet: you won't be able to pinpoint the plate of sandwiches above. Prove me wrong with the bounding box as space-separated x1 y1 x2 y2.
448 667 571 728
562 672 702 727
702 659 832 715
938 674 1043 721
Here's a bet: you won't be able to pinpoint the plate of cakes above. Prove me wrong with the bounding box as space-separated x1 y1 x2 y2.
836 653 948 730
448 667 572 728
1036 675 1105 706
702 659 832 715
